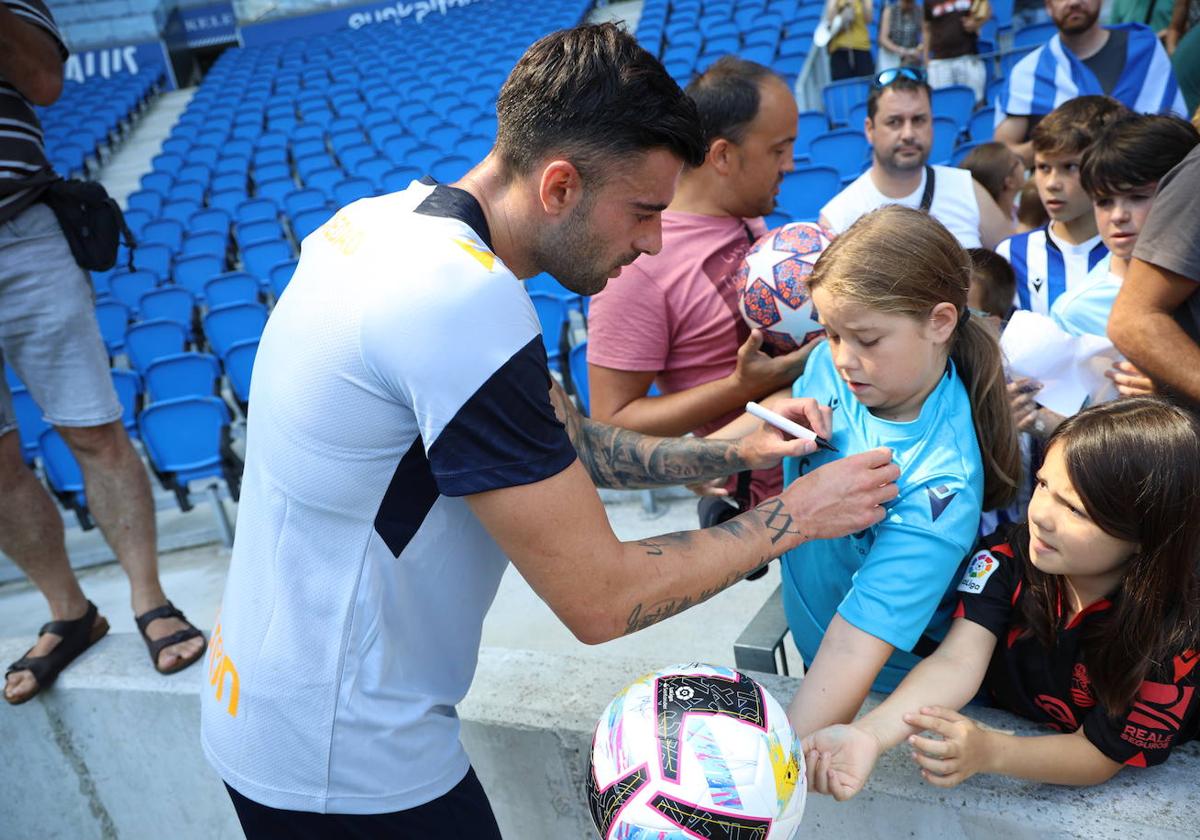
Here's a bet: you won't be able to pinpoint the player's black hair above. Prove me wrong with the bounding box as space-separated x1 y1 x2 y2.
1080 113 1199 199
494 23 706 184
685 56 781 148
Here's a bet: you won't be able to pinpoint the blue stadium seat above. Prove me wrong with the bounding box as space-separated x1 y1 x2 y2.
211 172 246 194
283 188 327 218
242 239 292 284
236 198 278 225
846 101 869 130
430 155 471 183
205 272 260 307
139 286 196 331
122 208 152 238
204 302 269 358
209 189 249 216
151 152 183 176
162 200 201 227
236 219 285 248
358 156 393 188
291 207 333 241
190 207 231 236
333 177 375 206
138 395 241 511
181 231 227 261
140 171 173 195
94 299 130 354
142 219 185 252
169 181 206 205
529 292 569 370
795 110 830 156
930 116 960 165
305 167 343 195
999 46 1037 79
223 338 259 412
932 85 976 131
969 107 996 142
950 141 979 166
339 143 375 171
125 319 189 374
777 166 841 221
38 428 92 529
109 269 159 312
126 189 162 215
256 179 294 205
269 260 298 298
111 368 141 437
174 253 224 300
133 242 172 282
1013 21 1057 49
380 166 421 193
144 352 221 402
11 386 48 464
568 341 590 414
809 130 869 182
822 78 871 128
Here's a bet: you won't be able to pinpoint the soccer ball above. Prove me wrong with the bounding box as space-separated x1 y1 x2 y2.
735 222 830 355
585 663 806 840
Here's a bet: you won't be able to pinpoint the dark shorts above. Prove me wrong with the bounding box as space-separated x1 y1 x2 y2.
225 767 503 840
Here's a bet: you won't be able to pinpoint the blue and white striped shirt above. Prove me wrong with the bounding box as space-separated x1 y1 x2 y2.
996 225 1108 315
995 23 1185 125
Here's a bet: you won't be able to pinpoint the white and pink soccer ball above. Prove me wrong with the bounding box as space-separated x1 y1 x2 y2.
734 222 830 356
586 663 806 840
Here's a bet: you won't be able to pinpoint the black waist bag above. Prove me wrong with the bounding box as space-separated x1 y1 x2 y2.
40 178 135 272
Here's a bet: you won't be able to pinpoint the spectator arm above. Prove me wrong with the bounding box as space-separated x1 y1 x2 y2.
587 363 761 438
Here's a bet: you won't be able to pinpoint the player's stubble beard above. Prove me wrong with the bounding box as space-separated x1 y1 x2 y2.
531 194 638 297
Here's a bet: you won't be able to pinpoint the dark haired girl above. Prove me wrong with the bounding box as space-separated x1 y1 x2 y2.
803 397 1200 797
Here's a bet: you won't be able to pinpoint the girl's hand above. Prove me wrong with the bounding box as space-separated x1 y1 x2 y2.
1106 361 1156 397
686 477 730 497
802 724 883 801
1006 377 1041 430
903 707 994 788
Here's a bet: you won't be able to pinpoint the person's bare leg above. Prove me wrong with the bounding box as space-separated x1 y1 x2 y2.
58 421 204 671
0 430 102 702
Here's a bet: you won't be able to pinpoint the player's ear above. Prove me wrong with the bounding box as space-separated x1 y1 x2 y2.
538 160 584 218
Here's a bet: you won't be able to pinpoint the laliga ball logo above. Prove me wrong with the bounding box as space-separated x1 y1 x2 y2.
735 222 830 356
586 663 806 840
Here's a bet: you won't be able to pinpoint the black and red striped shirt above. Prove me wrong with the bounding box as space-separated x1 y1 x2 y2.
955 526 1200 767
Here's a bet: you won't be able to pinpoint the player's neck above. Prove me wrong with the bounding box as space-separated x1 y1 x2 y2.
1060 24 1108 60
668 170 736 217
870 162 925 200
454 162 539 279
1050 213 1098 246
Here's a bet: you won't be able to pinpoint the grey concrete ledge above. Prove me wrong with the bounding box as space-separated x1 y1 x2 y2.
0 636 1196 839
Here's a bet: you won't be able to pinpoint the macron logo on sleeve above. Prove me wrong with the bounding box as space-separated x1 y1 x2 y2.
927 484 957 522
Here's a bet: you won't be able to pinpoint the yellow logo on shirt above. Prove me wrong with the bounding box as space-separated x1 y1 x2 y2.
322 211 365 256
207 617 240 717
454 236 495 271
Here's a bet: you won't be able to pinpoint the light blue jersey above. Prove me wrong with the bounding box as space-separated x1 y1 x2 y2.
1050 255 1118 338
780 341 984 692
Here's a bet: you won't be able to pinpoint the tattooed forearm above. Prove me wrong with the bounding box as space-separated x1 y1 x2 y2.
623 569 752 635
636 532 693 556
547 381 749 489
754 498 804 544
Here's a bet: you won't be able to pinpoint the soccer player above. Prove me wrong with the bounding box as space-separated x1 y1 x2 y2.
995 96 1126 316
200 24 900 838
804 399 1200 797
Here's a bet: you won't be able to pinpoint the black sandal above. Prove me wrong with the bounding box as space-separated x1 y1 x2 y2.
135 601 207 675
5 600 109 705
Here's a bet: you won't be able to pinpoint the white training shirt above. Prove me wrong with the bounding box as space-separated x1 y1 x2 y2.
200 179 577 814
820 164 984 248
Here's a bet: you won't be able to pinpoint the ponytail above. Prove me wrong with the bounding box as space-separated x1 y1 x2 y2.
952 315 1020 508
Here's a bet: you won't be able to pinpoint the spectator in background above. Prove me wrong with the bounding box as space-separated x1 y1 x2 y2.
1168 0 1200 115
960 141 1025 219
0 0 206 706
588 58 812 532
820 69 1012 248
994 0 1185 167
995 96 1128 316
923 0 989 102
967 246 1017 323
878 0 924 70
1109 138 1200 405
1015 178 1050 231
1165 0 1199 53
1107 0 1174 34
825 0 876 80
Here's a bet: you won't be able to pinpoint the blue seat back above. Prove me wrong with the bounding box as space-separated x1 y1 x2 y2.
809 129 869 179
139 286 195 330
777 166 841 221
269 260 298 298
94 299 130 353
125 318 188 374
930 116 960 165
568 341 590 415
969 107 996 142
39 427 85 494
242 239 292 282
10 387 48 463
529 292 568 369
138 395 231 481
205 272 260 308
110 269 158 312
174 253 224 299
144 352 221 402
931 85 976 130
110 368 141 434
204 302 269 358
822 78 871 127
224 338 259 407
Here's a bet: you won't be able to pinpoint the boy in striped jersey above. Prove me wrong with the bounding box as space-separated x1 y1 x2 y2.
995 97 1126 315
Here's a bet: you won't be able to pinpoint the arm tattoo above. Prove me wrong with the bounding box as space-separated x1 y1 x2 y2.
623 569 750 635
753 498 804 544
547 381 749 490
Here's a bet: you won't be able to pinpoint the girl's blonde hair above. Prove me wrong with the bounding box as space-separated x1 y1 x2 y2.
810 205 1019 508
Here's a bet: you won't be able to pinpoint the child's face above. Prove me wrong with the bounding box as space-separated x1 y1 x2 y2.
811 286 955 422
1027 443 1136 582
1033 152 1091 224
1092 182 1157 260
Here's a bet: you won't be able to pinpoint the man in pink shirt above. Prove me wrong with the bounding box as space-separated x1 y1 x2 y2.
588 57 816 534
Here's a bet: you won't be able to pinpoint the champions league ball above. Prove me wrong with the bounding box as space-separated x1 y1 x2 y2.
735 222 830 356
585 663 806 840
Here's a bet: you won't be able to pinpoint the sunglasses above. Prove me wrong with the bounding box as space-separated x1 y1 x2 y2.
871 66 927 89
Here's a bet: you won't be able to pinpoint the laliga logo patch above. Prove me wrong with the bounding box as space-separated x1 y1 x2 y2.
957 550 999 594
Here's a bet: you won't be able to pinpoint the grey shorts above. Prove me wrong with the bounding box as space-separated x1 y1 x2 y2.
0 202 122 437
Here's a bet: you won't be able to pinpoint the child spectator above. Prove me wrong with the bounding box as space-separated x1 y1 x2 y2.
967 247 1016 324
960 142 1024 220
804 398 1200 798
996 96 1129 315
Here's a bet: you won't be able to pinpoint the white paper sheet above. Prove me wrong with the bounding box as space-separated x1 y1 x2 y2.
999 311 1120 416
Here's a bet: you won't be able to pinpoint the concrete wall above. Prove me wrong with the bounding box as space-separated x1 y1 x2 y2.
1 635 1197 840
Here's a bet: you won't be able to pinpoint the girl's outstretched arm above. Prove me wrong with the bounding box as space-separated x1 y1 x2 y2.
801 617 995 800
907 711 1122 787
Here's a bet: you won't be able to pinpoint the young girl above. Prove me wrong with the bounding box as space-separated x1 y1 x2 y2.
803 398 1200 798
781 205 1020 737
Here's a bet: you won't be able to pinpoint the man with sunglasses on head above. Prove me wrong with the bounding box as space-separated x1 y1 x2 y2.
819 68 1013 249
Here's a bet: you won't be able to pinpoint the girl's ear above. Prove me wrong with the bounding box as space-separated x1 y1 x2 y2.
928 301 959 344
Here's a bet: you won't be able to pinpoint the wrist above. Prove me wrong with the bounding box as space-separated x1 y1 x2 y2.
979 728 1004 775
850 718 888 755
